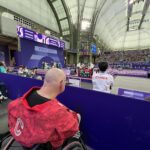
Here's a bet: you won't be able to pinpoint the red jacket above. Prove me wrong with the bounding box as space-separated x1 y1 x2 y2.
8 87 79 148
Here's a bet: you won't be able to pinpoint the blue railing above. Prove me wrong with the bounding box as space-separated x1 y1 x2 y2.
1 73 150 150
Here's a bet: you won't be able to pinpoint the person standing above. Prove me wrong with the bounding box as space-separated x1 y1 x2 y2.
92 62 114 93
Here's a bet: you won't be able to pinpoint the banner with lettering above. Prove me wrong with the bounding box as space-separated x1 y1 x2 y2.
118 88 150 100
17 26 65 49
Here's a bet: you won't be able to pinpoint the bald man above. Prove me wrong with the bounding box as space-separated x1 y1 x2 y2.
8 68 80 149
27 68 66 107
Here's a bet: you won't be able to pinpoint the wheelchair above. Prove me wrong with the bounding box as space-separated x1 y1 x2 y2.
0 133 87 150
0 99 87 150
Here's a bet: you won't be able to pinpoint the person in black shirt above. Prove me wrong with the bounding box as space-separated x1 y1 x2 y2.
26 90 49 107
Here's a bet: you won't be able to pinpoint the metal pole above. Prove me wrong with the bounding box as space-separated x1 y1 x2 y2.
76 0 80 64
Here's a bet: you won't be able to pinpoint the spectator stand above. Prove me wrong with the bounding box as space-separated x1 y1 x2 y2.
78 68 93 78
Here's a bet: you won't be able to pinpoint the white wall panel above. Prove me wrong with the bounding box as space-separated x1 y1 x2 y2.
0 0 59 32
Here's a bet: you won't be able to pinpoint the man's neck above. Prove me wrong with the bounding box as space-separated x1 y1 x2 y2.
37 88 58 100
100 71 106 73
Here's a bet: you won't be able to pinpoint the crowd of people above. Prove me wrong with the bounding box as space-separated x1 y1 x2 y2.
97 49 150 64
0 57 149 95
0 62 46 80
0 60 63 80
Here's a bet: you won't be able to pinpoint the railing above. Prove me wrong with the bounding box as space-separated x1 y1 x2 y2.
1 73 150 150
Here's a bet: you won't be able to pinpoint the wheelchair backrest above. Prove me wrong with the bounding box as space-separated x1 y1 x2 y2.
1 134 87 150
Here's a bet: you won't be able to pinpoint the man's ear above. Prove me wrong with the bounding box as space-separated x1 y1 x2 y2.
59 82 63 91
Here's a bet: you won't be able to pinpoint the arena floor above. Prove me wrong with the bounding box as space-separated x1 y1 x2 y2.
80 76 150 95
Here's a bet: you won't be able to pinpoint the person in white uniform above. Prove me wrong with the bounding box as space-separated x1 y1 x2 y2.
92 62 114 93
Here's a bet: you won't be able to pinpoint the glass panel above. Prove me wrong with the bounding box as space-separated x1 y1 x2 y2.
60 19 69 30
64 0 77 24
63 30 70 35
53 0 66 19
0 0 59 32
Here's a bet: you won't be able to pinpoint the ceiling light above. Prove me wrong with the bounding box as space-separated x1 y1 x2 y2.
81 20 91 31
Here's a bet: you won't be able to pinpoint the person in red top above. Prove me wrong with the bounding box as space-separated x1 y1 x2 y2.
8 68 80 149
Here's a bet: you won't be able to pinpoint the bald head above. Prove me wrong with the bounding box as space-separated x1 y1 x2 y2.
38 68 66 99
44 68 66 85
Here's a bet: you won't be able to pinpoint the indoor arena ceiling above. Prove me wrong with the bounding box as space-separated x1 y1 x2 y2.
0 0 150 51
65 0 150 51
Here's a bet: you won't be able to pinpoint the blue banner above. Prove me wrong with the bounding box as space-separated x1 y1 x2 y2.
17 26 65 49
118 88 150 100
91 44 97 54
